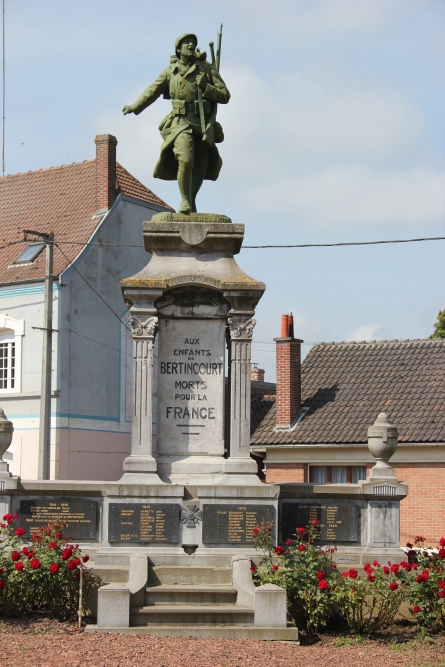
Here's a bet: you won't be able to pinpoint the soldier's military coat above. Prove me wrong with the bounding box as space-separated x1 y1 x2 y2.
130 55 230 181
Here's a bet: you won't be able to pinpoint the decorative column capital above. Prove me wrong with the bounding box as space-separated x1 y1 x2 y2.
227 317 256 340
129 315 158 338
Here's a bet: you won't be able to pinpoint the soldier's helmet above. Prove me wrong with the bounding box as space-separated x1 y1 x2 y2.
175 34 197 55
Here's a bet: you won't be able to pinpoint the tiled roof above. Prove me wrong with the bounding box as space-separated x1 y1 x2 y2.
251 395 276 436
0 160 171 285
250 339 445 446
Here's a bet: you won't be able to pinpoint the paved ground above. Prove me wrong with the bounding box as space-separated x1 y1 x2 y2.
0 617 444 667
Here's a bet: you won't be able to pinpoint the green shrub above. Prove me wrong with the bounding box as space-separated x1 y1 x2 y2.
0 513 99 619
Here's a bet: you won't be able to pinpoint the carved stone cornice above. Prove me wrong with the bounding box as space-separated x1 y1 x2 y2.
227 317 256 340
129 315 158 338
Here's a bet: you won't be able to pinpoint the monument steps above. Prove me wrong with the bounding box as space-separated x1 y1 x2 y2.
130 604 254 626
148 565 232 586
84 625 300 641
89 563 130 585
145 584 237 605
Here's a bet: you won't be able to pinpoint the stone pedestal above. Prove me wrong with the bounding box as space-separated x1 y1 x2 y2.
121 215 265 485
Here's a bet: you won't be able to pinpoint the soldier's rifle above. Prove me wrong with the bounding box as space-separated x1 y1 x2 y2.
201 24 222 146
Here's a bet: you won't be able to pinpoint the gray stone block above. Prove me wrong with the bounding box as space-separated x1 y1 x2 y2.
254 584 287 628
97 584 130 628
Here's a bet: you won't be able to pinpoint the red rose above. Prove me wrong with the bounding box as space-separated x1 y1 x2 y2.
332 563 337 568
412 605 421 614
363 563 370 571
11 551 20 562
412 563 418 570
416 574 425 583
0 568 3 574
26 550 35 559
275 546 284 555
348 569 358 579
14 562 24 571
0 580 6 589
439 591 445 598
318 579 328 590
310 519 319 525
3 513 13 524
49 542 57 550
14 527 25 537
368 575 376 582
29 558 41 570
0 523 6 528
440 537 445 547
341 572 349 578
272 565 279 571
67 559 78 571
317 571 325 580
297 528 305 535
22 547 29 556
61 547 72 561
31 532 40 542
389 582 398 591
373 560 380 567
55 531 63 540
83 555 90 563
250 565 256 573
422 570 430 581
383 566 390 575
49 563 59 574
391 564 400 573
252 528 259 534
298 544 306 551
286 539 292 545
439 580 445 589
439 549 445 559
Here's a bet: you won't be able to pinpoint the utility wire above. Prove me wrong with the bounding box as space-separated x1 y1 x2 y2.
55 243 131 332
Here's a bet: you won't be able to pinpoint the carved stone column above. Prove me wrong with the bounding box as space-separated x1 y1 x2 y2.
225 317 258 475
121 315 160 479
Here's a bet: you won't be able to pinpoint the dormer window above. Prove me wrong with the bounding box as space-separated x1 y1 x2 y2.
14 243 45 264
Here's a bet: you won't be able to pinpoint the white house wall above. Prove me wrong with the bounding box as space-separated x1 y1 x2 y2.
58 195 162 481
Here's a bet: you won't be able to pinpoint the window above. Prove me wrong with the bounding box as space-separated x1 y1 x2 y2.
14 243 45 265
309 465 367 484
0 338 15 389
0 316 24 393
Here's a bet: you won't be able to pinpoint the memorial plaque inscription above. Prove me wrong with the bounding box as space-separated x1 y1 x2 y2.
280 502 358 542
202 504 275 545
108 503 181 543
19 499 98 540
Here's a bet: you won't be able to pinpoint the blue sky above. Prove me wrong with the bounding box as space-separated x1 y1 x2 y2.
4 0 445 380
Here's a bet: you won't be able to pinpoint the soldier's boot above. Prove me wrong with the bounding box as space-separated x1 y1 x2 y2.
191 174 205 213
191 157 207 213
177 161 193 215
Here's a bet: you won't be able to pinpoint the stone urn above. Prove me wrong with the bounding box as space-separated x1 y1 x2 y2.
367 412 398 478
0 408 14 476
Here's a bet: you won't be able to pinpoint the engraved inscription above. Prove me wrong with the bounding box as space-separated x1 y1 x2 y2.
280 502 358 543
19 499 98 540
108 503 180 543
202 504 275 545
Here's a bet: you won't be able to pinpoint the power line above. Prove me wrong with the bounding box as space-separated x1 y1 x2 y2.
243 236 445 249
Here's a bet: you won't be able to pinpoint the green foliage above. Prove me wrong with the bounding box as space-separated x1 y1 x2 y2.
252 520 337 632
431 309 445 339
404 535 445 631
0 513 100 619
332 559 410 634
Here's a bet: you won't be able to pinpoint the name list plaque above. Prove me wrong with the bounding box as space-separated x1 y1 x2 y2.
108 503 181 543
202 504 275 545
280 502 359 543
19 498 98 540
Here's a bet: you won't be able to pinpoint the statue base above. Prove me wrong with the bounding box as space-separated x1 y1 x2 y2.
151 212 232 224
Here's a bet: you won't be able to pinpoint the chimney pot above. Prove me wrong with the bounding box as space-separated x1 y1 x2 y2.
94 134 118 213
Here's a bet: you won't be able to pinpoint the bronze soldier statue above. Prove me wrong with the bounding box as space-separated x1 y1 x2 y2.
123 33 230 215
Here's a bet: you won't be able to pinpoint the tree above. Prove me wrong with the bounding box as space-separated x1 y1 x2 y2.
431 310 445 339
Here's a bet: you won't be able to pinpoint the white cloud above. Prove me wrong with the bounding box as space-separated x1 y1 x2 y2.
346 324 386 341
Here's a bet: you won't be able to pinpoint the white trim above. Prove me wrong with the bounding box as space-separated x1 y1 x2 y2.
0 314 24 393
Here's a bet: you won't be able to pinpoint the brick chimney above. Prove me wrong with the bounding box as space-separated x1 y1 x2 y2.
251 364 265 382
94 134 118 213
274 313 303 428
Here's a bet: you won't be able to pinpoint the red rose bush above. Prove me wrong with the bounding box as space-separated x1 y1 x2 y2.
0 515 99 618
251 520 337 632
403 535 445 631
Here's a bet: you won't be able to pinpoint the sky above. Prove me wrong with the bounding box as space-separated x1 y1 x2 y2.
3 0 445 380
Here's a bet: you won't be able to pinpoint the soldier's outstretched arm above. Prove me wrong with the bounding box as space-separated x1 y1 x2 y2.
202 66 230 105
122 69 169 116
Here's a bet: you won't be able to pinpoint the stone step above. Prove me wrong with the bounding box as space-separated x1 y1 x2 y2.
145 584 237 606
130 605 254 626
149 566 232 586
93 553 131 566
92 564 130 584
85 624 300 641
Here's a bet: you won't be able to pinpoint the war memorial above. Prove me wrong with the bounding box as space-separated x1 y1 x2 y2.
0 31 408 639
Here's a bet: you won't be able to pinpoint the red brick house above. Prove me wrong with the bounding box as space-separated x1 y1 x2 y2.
250 318 445 546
